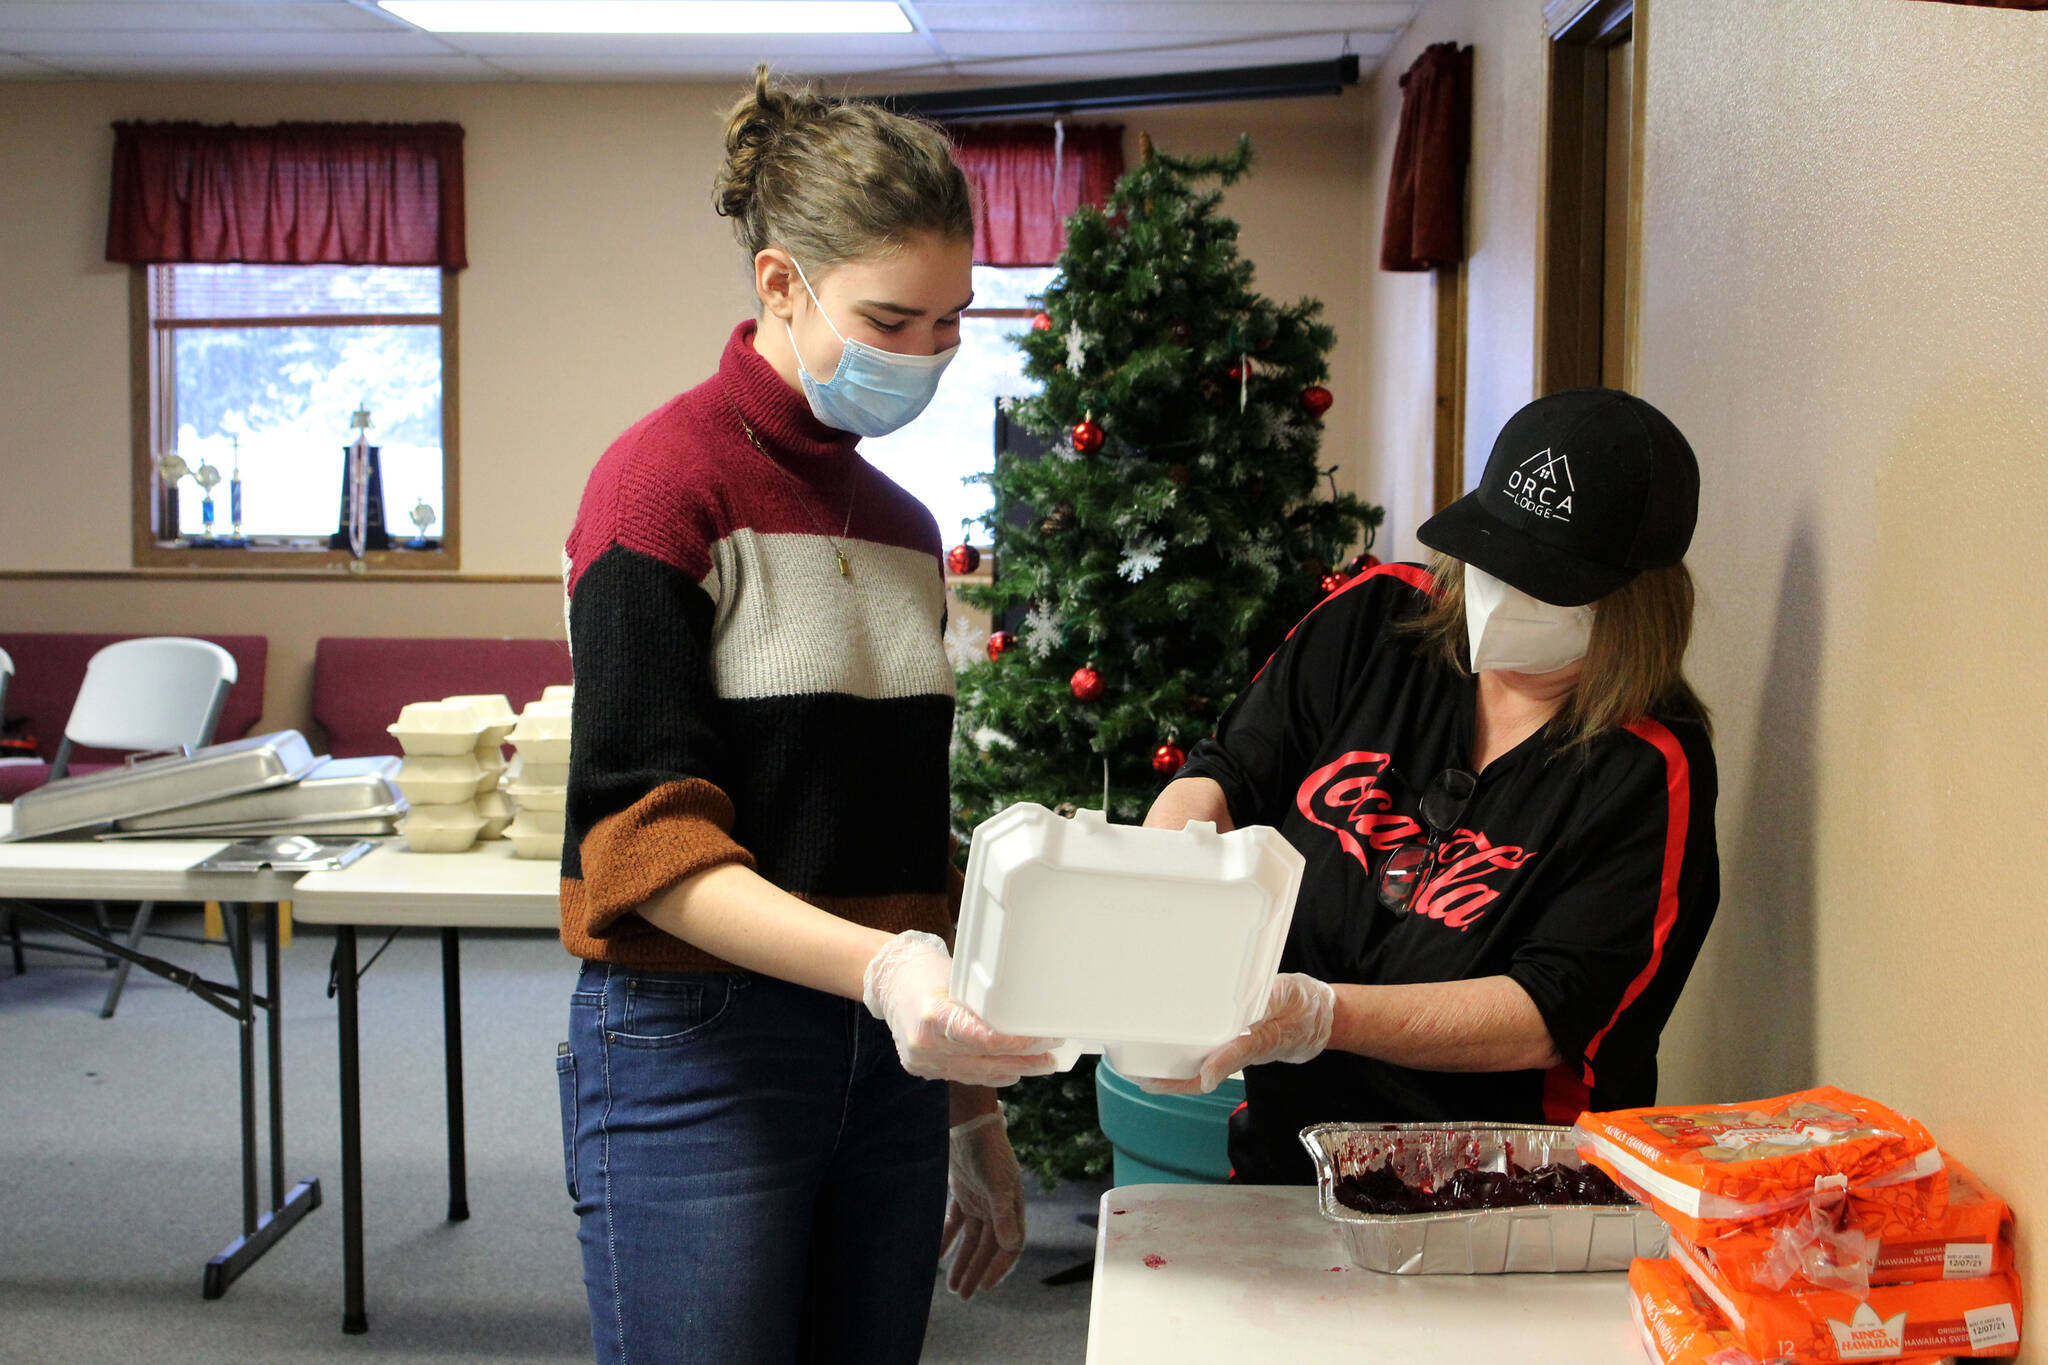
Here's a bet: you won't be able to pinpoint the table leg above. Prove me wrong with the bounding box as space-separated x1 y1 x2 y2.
442 928 470 1223
234 902 258 1236
266 904 285 1210
203 902 320 1301
336 924 368 1335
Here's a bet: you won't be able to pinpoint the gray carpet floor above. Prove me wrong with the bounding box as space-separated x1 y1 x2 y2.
0 912 1099 1364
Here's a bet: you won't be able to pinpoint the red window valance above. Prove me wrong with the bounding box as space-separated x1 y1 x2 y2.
948 122 1124 267
1380 43 1473 272
106 121 467 270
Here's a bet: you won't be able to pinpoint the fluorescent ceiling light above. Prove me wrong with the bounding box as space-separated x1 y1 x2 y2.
379 1 913 34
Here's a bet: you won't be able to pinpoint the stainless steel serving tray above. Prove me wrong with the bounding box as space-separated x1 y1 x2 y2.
2 731 320 841
106 755 403 834
1301 1121 1668 1274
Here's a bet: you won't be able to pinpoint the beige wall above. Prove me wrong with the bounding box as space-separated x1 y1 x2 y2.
0 78 1372 731
1360 0 2048 1340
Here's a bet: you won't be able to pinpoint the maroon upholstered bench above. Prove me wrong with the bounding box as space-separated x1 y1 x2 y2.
0 632 268 801
311 637 574 758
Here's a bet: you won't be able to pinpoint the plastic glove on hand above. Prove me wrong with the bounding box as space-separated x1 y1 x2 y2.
862 930 1061 1086
941 1111 1027 1299
1134 972 1337 1095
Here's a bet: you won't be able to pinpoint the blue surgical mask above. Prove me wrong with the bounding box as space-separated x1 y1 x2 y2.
784 257 958 438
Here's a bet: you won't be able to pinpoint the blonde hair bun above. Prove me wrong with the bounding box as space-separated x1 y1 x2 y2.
713 63 973 268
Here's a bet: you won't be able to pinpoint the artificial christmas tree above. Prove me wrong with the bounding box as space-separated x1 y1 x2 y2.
950 134 1384 1186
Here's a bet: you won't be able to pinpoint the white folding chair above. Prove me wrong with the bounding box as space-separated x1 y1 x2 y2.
0 645 12 720
16 638 238 1015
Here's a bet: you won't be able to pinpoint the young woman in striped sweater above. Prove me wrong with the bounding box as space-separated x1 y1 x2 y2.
557 68 1054 1365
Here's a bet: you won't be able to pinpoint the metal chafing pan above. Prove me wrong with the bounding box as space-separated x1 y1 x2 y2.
1301 1121 1669 1274
104 755 404 835
2 731 320 841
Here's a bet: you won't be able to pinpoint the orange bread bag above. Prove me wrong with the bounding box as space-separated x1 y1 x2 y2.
1574 1087 1946 1244
1670 1233 2023 1361
1677 1156 2011 1294
1628 1256 1947 1365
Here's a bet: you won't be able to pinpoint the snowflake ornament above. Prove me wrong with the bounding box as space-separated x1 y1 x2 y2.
1065 322 1090 372
943 614 989 671
1118 538 1165 582
1022 602 1063 659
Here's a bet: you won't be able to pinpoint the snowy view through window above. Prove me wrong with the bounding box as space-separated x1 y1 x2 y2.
155 265 444 541
860 265 1057 545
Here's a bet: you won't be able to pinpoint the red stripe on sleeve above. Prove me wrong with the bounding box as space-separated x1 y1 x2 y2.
1541 1063 1591 1126
1249 562 1436 685
1578 717 1690 1087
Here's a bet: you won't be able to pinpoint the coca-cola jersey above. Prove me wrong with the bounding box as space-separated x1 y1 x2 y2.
1177 563 1718 1170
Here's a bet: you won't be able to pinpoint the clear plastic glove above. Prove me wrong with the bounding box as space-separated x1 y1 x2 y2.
941 1111 1027 1299
862 930 1061 1087
1134 972 1337 1095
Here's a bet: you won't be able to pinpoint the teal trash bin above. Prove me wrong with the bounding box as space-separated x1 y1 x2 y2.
1094 1056 1245 1185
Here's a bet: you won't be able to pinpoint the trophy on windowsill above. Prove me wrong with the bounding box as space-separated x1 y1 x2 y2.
194 461 222 539
330 403 390 557
404 498 439 550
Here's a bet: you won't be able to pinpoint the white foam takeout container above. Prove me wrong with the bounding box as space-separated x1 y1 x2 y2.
394 754 495 804
476 790 514 840
387 701 488 757
507 706 572 764
505 813 562 860
504 755 570 789
541 684 574 702
442 694 518 749
397 801 483 853
951 803 1304 1081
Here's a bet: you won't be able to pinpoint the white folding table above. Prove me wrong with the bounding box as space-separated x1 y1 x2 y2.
289 838 557 1334
1087 1184 1645 1363
0 806 320 1298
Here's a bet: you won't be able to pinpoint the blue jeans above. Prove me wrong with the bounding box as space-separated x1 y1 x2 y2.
558 962 949 1365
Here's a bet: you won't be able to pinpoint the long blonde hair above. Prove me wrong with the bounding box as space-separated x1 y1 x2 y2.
713 65 973 268
1404 554 1711 747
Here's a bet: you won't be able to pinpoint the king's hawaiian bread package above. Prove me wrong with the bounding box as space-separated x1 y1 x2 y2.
1627 1256 1948 1365
1572 1087 1947 1246
1666 1232 2022 1362
1670 1155 2011 1296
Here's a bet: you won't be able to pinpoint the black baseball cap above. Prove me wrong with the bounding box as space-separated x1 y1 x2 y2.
1416 387 1698 607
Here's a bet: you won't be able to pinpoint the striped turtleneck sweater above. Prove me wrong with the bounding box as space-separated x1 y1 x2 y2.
559 319 958 972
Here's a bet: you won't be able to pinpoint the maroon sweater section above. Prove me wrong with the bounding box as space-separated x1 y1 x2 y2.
559 320 960 972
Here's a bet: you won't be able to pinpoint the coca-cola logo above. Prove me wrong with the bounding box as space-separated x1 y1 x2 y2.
1295 751 1539 932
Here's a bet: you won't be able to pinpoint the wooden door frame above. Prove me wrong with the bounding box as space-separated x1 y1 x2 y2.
1535 0 1645 395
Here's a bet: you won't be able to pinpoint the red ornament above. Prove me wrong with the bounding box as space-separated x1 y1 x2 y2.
1321 571 1347 595
1345 552 1382 576
946 542 981 575
1070 664 1105 703
1152 742 1187 776
1225 363 1244 383
1301 385 1335 418
1071 417 1105 455
987 631 1016 661
1030 312 1053 332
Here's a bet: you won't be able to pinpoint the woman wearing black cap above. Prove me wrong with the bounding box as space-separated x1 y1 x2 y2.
1137 387 1720 1186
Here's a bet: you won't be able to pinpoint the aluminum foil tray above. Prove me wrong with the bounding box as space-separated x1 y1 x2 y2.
1301 1121 1668 1275
108 755 404 834
3 731 319 841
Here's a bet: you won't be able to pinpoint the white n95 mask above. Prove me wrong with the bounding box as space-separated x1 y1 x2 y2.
1463 565 1596 674
784 256 958 438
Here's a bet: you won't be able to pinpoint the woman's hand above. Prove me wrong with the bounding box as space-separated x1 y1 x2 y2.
1134 973 1336 1095
863 930 1062 1086
941 1111 1028 1299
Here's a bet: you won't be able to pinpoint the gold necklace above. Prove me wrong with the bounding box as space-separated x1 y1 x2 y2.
723 389 857 579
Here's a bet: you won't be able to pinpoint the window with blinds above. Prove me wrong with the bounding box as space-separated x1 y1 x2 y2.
141 262 452 561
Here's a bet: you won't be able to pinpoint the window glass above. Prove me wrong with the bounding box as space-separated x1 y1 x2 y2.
150 264 445 545
860 264 1057 544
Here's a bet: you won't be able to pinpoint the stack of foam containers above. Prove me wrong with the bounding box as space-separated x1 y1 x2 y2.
445 695 517 839
388 698 512 853
504 688 571 859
